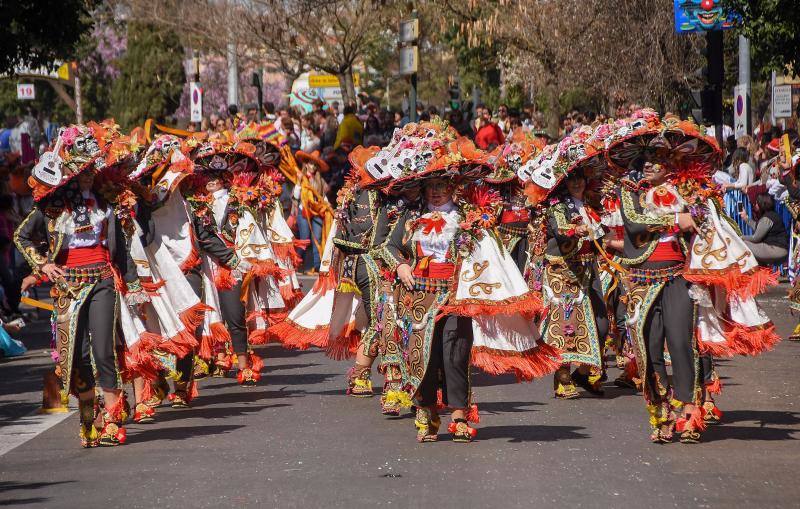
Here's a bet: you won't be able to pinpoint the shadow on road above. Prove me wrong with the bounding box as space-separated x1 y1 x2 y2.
150 403 291 423
131 424 245 443
479 424 589 442
0 480 75 507
0 497 51 506
476 400 545 414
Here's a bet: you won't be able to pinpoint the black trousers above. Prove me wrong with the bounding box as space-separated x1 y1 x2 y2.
417 316 473 409
643 275 698 403
72 278 118 392
218 282 247 354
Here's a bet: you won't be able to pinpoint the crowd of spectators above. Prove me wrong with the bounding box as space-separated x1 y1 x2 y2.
2 100 798 280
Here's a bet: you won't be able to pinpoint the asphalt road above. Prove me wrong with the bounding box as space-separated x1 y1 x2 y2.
1 284 798 508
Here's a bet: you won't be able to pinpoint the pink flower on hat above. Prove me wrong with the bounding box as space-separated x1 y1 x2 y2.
61 126 81 147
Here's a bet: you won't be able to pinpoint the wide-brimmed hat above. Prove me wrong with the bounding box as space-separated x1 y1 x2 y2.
347 145 386 189
387 136 490 193
295 150 330 173
605 109 721 172
484 130 544 184
29 120 138 201
235 122 283 168
130 134 193 182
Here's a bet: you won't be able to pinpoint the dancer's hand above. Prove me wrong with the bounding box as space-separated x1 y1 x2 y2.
397 264 415 290
41 263 65 281
20 274 39 292
676 213 700 234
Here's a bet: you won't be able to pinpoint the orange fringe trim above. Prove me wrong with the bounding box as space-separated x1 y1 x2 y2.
179 245 201 273
466 404 480 424
267 320 330 350
198 322 231 360
440 292 544 319
215 266 236 290
159 329 199 359
705 376 723 395
312 270 337 293
104 392 127 421
249 328 269 345
273 242 303 268
250 260 288 279
683 266 777 300
698 323 780 357
179 302 213 332
470 341 562 381
249 352 264 372
141 280 166 296
123 332 162 382
325 322 361 361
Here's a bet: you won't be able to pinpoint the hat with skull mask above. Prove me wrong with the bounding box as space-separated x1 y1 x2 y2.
385 120 491 193
29 120 135 201
484 130 544 184
129 134 192 182
604 108 721 174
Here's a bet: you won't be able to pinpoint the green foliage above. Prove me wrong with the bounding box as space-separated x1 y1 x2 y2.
722 0 800 79
0 0 93 75
0 80 73 124
110 23 186 129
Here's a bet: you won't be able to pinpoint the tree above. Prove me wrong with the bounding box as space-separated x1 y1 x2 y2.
434 0 703 133
0 0 93 75
120 0 400 106
723 0 800 79
109 22 186 129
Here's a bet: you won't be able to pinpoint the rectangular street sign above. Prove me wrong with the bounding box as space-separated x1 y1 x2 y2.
190 82 203 123
17 83 35 100
734 84 748 138
773 85 793 118
308 73 361 89
399 46 418 75
399 19 419 43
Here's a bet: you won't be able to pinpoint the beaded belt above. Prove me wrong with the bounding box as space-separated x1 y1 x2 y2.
412 276 451 293
63 264 114 283
627 265 683 284
498 223 528 237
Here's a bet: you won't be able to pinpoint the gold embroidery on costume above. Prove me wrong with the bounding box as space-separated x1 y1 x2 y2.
468 281 501 296
461 261 489 282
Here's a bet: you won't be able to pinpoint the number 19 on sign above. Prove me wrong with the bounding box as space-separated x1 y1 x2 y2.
17 84 35 100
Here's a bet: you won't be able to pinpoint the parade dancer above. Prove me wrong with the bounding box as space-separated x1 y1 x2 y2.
606 110 779 443
384 127 560 443
15 122 140 447
484 131 542 273
126 133 230 415
325 144 421 414
525 136 609 399
191 136 286 386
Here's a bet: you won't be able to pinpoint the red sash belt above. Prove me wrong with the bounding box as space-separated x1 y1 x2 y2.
648 241 684 262
413 260 456 279
501 209 530 224
56 245 110 268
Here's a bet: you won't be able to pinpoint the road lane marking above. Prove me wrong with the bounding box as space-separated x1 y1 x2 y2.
0 409 75 457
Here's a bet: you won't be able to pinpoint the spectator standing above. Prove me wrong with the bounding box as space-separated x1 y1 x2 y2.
496 104 510 136
723 147 755 192
334 104 363 150
300 113 321 153
474 110 505 150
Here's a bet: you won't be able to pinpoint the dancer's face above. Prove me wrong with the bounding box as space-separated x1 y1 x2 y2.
77 172 95 192
566 174 586 199
424 178 453 207
643 161 668 185
206 178 223 193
